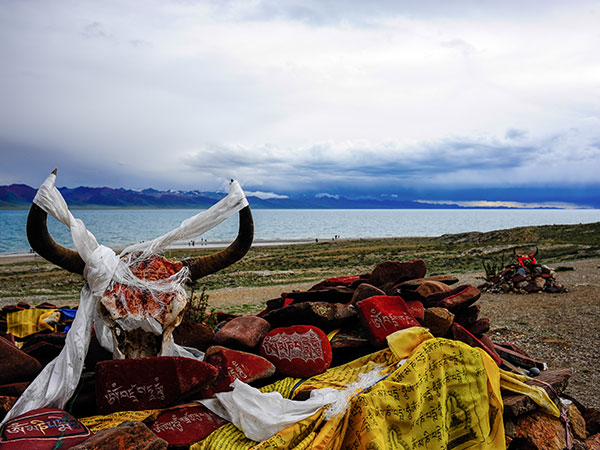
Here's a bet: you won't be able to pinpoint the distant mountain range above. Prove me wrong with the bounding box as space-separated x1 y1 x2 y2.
0 183 559 210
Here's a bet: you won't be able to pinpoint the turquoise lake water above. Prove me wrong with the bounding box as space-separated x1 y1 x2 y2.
2 208 600 255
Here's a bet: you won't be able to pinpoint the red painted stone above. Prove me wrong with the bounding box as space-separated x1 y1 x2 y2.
260 325 332 378
173 321 214 352
150 404 227 446
405 300 425 322
204 345 276 393
0 336 42 384
0 408 92 449
213 315 270 350
356 296 421 347
95 356 217 413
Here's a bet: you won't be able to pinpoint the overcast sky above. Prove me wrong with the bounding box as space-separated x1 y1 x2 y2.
1 0 599 205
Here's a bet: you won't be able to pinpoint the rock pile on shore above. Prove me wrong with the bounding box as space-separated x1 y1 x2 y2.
479 257 567 294
0 258 597 449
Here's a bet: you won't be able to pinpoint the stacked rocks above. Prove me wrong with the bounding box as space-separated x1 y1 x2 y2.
0 258 595 449
478 259 566 294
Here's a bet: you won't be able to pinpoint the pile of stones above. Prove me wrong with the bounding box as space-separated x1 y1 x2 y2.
478 259 567 294
0 258 597 449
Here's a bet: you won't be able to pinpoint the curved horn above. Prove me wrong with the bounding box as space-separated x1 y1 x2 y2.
27 203 85 275
181 205 254 281
513 247 517 259
533 246 539 257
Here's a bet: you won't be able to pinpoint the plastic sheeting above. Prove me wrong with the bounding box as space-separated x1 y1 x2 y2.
1 171 248 425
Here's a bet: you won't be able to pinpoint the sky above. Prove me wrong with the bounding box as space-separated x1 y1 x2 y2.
1 0 599 207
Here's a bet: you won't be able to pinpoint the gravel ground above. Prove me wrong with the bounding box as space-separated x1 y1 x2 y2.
206 258 600 410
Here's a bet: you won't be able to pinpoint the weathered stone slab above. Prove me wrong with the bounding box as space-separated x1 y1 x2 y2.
173 321 214 352
96 356 217 413
434 285 481 311
150 404 227 447
204 345 275 393
493 343 546 371
263 301 357 331
281 287 355 305
70 420 167 450
502 368 571 417
453 304 480 328
260 325 332 378
356 296 421 347
0 382 29 397
368 259 427 287
0 408 92 450
213 315 270 350
0 336 42 384
423 307 454 337
466 318 490 336
415 280 452 298
510 409 567 450
350 283 386 306
309 274 368 291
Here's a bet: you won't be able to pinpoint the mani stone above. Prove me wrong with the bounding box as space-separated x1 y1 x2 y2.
510 410 567 450
309 274 367 291
415 280 452 298
453 304 480 328
0 336 42 385
260 325 333 378
70 421 167 450
405 300 424 322
351 283 386 306
173 321 215 352
427 285 481 311
367 259 427 287
95 356 218 414
213 315 270 350
204 345 276 393
466 318 490 336
423 307 454 337
263 302 357 331
150 404 227 447
0 408 92 450
356 296 421 347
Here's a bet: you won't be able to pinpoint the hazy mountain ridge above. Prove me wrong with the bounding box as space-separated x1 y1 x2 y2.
0 183 558 210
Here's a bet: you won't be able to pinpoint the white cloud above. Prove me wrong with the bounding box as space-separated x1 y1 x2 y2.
0 0 599 197
245 190 288 199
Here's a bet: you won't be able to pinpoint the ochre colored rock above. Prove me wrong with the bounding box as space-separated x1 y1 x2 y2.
0 336 42 385
423 307 454 337
0 408 92 449
368 259 427 287
69 421 167 449
96 356 217 414
351 283 386 306
512 409 567 450
415 280 451 298
151 404 227 447
213 315 270 350
204 345 276 393
356 296 421 347
568 402 588 440
585 433 600 449
260 325 332 378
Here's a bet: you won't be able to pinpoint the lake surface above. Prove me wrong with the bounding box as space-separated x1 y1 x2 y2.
2 208 600 255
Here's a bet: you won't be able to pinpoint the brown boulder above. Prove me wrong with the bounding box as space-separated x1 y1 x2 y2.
0 336 42 384
511 410 567 450
263 302 357 331
368 259 427 287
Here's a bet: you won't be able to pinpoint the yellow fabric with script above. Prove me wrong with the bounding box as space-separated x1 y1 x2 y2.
192 327 558 450
79 409 161 432
6 308 58 338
